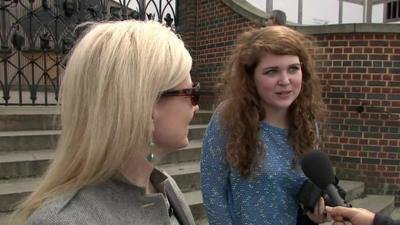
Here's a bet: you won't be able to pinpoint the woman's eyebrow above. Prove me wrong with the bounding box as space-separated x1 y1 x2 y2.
263 63 300 70
289 63 301 66
262 66 279 70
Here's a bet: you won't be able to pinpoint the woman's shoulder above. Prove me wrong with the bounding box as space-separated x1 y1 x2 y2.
26 189 81 224
26 181 134 224
26 180 129 224
206 102 228 127
213 100 230 114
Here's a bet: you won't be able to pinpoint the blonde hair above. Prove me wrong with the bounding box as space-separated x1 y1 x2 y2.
12 20 192 224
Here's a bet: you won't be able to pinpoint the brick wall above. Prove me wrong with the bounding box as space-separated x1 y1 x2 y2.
177 0 400 203
310 32 400 198
178 0 260 106
176 1 197 54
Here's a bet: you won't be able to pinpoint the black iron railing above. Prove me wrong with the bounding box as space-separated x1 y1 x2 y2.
0 0 177 105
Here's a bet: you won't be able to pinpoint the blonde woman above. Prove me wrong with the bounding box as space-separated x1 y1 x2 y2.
11 20 199 225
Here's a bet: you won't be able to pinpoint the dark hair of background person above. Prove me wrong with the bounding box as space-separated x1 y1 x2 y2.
268 9 287 25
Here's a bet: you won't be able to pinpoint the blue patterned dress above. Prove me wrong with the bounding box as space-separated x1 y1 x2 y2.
200 112 307 225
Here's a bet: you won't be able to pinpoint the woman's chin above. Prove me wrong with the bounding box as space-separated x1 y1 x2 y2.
161 138 190 156
177 138 190 149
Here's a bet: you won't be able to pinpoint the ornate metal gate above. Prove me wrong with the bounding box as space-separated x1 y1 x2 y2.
0 0 177 105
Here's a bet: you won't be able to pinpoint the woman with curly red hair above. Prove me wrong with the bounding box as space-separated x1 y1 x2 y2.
200 25 327 225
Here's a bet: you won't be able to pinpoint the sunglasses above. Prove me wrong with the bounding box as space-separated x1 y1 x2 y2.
160 82 200 106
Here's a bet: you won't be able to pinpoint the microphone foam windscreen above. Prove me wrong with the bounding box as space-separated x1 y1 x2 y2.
301 151 336 189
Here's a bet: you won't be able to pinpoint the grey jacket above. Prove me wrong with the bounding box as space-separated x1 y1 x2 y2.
26 169 195 225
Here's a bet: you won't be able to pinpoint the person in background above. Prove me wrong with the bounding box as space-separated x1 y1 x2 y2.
266 9 287 26
200 25 328 225
11 20 199 225
326 206 400 225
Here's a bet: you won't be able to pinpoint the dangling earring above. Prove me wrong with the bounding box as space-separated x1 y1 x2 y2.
147 137 156 162
147 152 156 162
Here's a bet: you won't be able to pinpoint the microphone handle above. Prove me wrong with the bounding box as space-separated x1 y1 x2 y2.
325 184 346 207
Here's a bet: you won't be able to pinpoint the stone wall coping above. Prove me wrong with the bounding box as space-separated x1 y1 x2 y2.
222 0 400 34
221 0 266 24
292 23 400 34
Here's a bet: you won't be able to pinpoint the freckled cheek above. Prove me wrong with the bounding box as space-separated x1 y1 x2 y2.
293 81 303 96
255 85 273 100
255 87 274 102
255 77 276 91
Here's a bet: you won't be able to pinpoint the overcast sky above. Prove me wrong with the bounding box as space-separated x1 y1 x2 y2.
247 0 384 24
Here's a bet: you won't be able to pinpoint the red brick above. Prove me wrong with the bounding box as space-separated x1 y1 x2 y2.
359 164 367 169
379 165 387 171
385 34 396 40
379 140 389 146
339 150 348 156
378 152 388 158
364 48 373 53
354 48 363 53
369 140 379 145
384 48 394 54
349 151 359 157
368 165 377 171
369 152 378 158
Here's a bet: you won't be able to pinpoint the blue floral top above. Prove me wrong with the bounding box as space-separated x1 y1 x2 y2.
200 112 307 225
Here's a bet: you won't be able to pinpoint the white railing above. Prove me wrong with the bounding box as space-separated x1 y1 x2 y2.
247 0 399 25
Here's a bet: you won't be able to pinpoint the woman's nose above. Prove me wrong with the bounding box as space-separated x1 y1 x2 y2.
194 105 200 112
278 73 290 85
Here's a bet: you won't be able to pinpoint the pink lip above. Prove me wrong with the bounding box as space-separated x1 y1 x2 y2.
276 91 292 95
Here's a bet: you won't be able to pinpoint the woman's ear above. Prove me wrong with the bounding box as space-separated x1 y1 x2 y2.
152 103 161 121
152 101 164 128
150 103 160 147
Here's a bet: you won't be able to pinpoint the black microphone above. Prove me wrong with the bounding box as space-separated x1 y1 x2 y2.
301 151 346 207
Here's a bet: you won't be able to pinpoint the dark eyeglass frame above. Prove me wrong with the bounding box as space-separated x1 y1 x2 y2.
160 82 200 106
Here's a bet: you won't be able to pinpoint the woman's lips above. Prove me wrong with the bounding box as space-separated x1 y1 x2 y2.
276 90 292 95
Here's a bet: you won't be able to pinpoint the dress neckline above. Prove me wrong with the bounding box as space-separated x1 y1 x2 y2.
260 121 288 134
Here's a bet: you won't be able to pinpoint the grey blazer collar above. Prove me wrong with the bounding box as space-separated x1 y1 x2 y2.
150 168 195 225
117 168 195 225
